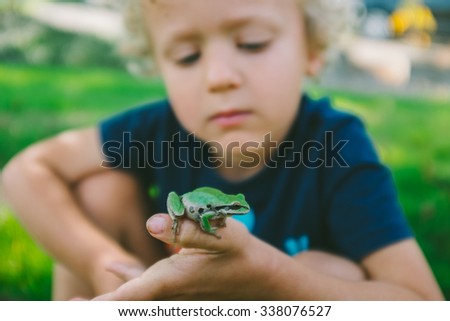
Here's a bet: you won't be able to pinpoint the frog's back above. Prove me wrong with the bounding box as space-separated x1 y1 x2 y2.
189 187 247 206
192 186 223 195
187 187 225 203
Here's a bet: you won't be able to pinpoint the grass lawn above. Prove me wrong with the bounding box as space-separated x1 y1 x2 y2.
1 63 449 300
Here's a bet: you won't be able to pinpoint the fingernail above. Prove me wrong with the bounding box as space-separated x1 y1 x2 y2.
147 215 166 234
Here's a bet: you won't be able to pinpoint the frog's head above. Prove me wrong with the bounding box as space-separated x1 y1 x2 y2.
216 193 250 215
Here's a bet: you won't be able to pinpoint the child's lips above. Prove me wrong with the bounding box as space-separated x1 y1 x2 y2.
209 110 252 127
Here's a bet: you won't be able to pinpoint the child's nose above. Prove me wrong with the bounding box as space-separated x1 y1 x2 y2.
205 50 242 92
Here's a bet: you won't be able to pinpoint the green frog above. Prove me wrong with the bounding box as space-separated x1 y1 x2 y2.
166 187 250 240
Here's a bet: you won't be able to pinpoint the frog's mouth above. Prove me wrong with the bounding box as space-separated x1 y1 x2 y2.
215 204 250 212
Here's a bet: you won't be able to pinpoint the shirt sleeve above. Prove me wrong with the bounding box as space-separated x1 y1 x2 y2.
322 114 413 262
98 100 170 176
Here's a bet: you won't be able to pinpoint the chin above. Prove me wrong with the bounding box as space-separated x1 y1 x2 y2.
219 131 265 147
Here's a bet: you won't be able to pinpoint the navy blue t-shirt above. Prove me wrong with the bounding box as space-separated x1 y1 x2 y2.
100 94 412 262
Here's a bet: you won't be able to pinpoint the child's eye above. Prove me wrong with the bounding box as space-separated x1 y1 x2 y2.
238 42 269 52
177 52 201 66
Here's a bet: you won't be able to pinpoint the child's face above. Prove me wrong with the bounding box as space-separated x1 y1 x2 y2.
143 0 320 154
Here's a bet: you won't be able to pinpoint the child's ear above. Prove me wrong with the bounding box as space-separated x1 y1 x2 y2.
306 50 325 77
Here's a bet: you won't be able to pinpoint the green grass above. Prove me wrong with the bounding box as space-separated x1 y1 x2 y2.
0 205 52 300
1 63 449 300
0 64 166 168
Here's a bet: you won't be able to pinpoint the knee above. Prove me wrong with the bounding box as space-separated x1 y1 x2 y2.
74 170 144 237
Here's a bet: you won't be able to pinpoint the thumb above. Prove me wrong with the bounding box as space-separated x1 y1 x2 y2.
146 214 250 251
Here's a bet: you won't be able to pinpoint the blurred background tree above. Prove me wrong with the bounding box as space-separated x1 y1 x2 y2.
0 0 124 68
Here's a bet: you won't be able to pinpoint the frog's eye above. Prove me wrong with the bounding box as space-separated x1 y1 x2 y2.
189 206 195 213
198 208 204 214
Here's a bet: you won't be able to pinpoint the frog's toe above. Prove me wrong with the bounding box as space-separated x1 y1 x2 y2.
198 225 222 239
205 226 218 233
171 218 180 242
209 229 222 239
210 227 223 239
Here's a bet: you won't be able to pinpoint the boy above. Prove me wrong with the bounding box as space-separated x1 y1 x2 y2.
2 0 443 300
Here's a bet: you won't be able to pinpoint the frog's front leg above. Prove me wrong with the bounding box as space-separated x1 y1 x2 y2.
212 214 227 228
199 211 223 239
215 209 233 227
167 191 185 242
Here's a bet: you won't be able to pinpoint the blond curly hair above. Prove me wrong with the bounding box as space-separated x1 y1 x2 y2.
119 0 362 73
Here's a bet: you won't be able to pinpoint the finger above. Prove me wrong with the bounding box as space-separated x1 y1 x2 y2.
146 214 249 251
106 262 145 282
92 275 157 301
91 291 119 301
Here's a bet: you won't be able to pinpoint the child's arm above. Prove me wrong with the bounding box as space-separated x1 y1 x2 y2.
2 128 144 294
92 214 443 300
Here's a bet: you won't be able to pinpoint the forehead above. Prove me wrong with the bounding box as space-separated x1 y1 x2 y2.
141 0 299 34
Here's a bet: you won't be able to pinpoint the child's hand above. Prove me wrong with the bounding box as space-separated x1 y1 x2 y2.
85 252 147 296
92 214 442 300
93 214 277 300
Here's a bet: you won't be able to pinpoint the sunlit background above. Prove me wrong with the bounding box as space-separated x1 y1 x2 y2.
0 0 449 300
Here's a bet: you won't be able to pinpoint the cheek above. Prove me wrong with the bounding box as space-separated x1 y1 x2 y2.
248 40 307 100
249 56 304 119
162 68 203 131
